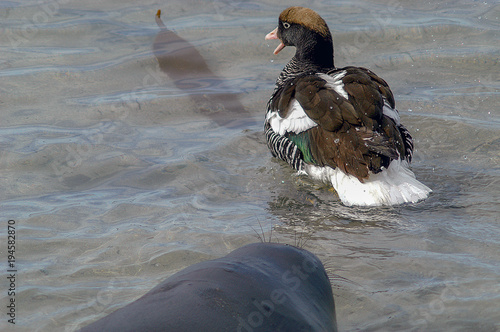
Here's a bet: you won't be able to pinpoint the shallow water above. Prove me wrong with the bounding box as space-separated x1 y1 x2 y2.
1 0 499 331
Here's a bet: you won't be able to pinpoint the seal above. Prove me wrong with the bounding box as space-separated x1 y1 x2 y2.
79 242 337 332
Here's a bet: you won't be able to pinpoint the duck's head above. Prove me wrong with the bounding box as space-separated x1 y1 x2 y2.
265 7 334 68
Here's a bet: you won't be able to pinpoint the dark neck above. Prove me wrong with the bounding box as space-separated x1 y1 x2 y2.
274 33 334 87
295 31 334 70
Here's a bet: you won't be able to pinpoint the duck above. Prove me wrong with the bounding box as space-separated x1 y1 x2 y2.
264 6 431 206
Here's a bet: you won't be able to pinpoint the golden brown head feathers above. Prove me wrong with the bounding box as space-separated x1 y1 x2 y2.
279 7 330 38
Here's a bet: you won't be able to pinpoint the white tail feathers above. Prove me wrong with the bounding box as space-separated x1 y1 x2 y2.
304 159 431 207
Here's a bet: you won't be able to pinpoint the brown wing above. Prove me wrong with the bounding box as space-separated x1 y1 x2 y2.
292 67 405 181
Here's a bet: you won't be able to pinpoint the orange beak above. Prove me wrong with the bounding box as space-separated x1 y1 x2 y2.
265 27 286 55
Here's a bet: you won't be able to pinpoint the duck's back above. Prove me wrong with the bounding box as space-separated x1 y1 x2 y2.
266 66 413 181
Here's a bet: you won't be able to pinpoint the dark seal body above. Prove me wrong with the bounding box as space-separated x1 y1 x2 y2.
80 243 337 332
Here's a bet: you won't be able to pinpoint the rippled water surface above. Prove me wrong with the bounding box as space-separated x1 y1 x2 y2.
1 0 499 331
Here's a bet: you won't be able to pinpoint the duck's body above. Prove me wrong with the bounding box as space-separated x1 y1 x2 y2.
265 7 431 206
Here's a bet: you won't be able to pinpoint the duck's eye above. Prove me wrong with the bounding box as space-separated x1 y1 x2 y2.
283 22 291 29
